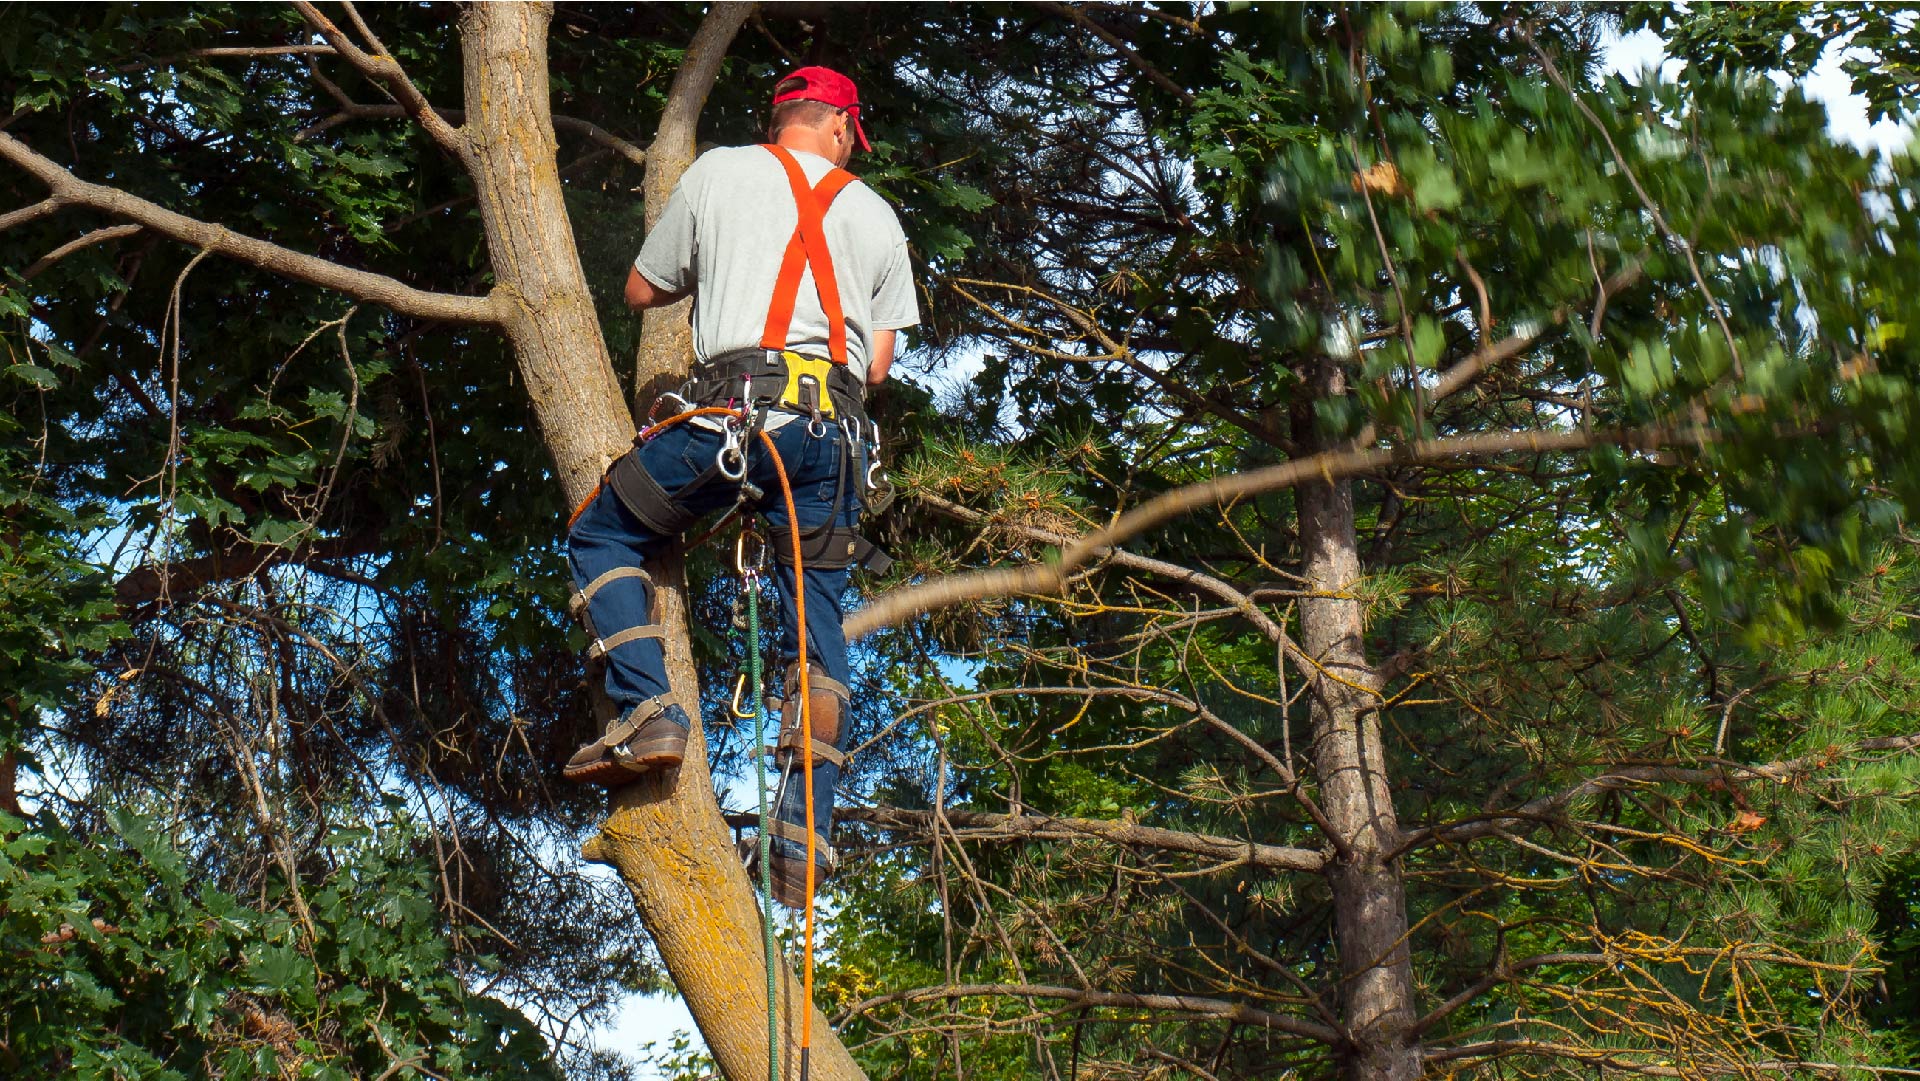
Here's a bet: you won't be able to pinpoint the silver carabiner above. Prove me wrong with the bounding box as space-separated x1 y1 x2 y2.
716 429 747 480
866 457 885 491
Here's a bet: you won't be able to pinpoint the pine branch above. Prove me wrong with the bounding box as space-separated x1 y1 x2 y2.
1402 731 1920 854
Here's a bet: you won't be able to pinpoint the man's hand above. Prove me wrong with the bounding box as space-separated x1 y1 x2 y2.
625 267 687 310
867 329 896 386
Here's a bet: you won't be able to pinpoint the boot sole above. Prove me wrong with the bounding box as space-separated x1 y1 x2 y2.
561 738 686 786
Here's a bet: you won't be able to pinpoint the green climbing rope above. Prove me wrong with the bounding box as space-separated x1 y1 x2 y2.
746 546 779 1081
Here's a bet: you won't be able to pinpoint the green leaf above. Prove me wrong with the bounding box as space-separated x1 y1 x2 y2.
6 364 57 389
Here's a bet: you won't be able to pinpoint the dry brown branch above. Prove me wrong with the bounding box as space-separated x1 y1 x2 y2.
0 130 500 324
848 426 1707 640
1425 1039 1920 1077
842 805 1327 873
840 982 1341 1044
39 917 121 947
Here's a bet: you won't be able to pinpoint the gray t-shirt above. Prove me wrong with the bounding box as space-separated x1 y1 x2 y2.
635 145 919 384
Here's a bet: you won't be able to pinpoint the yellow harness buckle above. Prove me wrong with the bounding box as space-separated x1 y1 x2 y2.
778 350 835 419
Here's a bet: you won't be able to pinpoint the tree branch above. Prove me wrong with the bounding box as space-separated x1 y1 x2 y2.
951 278 1293 452
1034 3 1196 105
847 426 1708 640
0 196 64 232
842 804 1327 873
292 0 471 162
114 44 339 74
1424 1039 1920 1077
19 224 142 280
114 530 385 608
633 1 755 400
839 982 1341 1045
295 102 647 166
0 130 501 324
916 490 1299 650
1425 262 1642 406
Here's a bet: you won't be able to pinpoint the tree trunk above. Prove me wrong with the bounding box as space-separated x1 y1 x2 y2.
1 747 18 816
459 6 862 1079
1294 360 1420 1080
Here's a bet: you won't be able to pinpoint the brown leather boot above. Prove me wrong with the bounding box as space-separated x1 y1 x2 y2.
562 695 690 786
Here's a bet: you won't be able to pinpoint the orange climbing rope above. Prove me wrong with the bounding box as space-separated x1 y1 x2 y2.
758 426 821 1074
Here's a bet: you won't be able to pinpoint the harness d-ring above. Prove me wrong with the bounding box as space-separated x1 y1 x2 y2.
808 415 828 439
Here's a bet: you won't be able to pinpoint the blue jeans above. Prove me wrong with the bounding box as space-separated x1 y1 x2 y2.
567 420 857 858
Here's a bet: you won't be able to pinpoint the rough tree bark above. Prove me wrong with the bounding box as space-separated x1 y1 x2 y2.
1293 358 1420 1080
458 5 862 1079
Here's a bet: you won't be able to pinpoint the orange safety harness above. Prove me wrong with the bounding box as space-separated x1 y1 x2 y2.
760 143 859 366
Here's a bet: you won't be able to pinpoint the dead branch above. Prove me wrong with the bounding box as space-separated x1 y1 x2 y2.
840 982 1341 1045
848 426 1709 640
844 804 1327 873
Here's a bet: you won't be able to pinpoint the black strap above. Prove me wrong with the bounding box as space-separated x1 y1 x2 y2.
771 522 892 573
683 349 868 424
606 449 699 536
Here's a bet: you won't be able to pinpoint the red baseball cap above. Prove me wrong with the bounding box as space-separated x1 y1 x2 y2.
772 65 871 152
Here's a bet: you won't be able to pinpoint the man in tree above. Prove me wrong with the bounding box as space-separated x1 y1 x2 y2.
563 66 917 907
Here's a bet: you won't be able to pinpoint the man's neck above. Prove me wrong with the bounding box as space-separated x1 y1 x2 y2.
775 130 841 167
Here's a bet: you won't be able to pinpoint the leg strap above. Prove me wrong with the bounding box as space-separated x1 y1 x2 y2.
572 565 665 661
767 663 850 769
597 692 687 755
570 566 653 624
771 523 893 574
588 623 664 660
765 816 837 870
606 448 700 536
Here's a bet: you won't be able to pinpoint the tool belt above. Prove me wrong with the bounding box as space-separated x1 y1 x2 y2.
678 347 867 424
